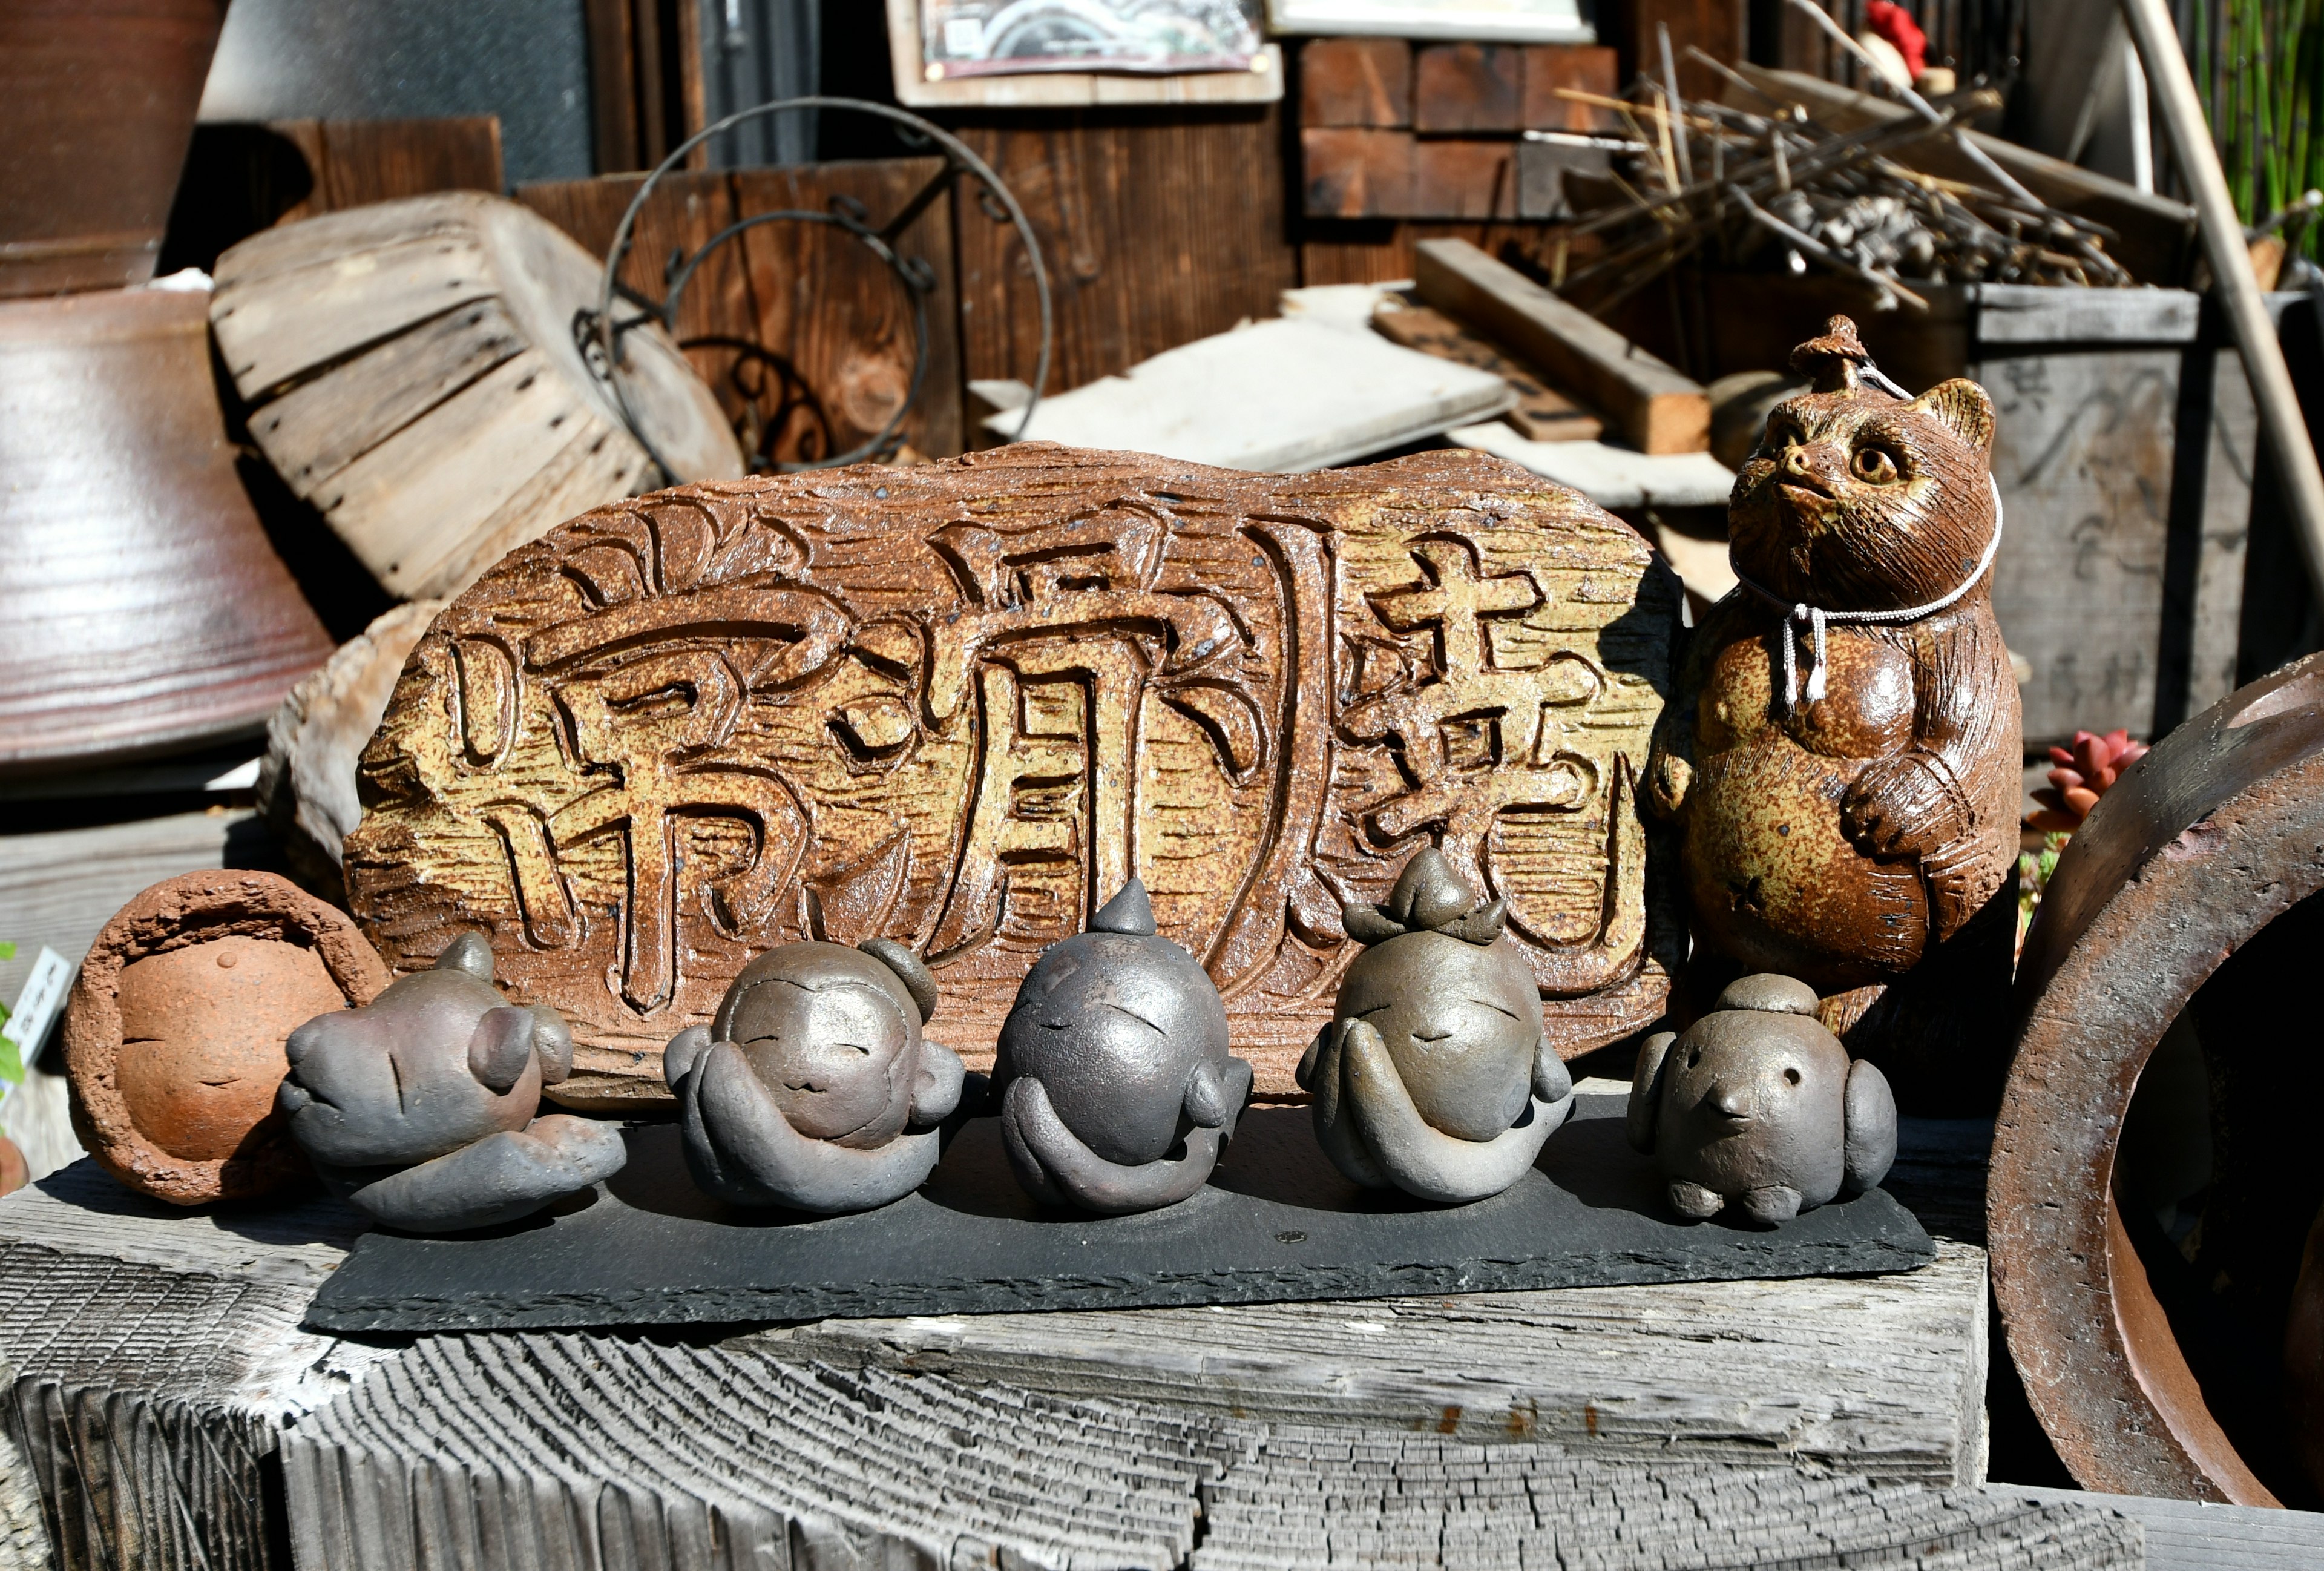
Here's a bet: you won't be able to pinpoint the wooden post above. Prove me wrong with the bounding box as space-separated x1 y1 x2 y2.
2121 0 2324 604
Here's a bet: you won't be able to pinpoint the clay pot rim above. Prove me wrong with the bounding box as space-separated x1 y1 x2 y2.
61 869 391 1205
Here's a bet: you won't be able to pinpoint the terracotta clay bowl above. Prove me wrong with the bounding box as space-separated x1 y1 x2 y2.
62 870 389 1204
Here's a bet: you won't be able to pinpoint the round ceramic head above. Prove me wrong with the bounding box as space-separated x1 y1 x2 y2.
1657 974 1851 1197
714 941 931 1148
1334 849 1544 1141
61 870 389 1205
997 880 1232 1167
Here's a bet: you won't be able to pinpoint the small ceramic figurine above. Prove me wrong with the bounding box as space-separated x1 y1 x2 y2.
1299 848 1574 1203
1628 973 1896 1224
62 870 389 1205
278 934 624 1233
994 880 1252 1214
1645 316 2021 1112
663 938 963 1213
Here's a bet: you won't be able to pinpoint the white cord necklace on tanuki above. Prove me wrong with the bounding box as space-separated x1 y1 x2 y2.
1727 355 2005 710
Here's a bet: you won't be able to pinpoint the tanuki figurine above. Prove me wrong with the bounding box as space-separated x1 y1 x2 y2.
664 938 963 1214
994 879 1253 1215
278 934 625 1233
1299 848 1575 1204
1645 317 2020 1112
1628 972 1896 1224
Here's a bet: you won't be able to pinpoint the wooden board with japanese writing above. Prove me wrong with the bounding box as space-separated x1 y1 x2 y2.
344 445 1681 1107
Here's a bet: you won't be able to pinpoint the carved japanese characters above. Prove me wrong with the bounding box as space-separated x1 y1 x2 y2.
1645 319 2020 1111
1628 973 1896 1224
278 934 624 1233
1299 848 1575 1203
344 444 1681 1108
993 880 1252 1214
62 871 389 1205
665 938 963 1213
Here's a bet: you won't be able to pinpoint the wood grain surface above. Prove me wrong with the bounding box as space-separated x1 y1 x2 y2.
343 444 1681 1105
519 160 964 462
0 288 332 775
951 111 1299 395
271 116 505 221
212 193 741 601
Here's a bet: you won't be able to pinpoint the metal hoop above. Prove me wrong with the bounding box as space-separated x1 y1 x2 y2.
589 96 1054 480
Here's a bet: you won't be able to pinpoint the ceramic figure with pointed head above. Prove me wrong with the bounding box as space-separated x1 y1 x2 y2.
1299 848 1575 1203
993 880 1252 1215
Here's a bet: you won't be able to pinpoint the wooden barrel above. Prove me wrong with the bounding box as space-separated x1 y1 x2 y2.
212 193 743 602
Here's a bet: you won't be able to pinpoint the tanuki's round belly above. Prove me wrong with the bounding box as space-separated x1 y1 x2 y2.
1681 736 1928 990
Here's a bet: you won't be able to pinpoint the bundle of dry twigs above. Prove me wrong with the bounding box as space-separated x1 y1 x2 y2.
1538 42 2133 321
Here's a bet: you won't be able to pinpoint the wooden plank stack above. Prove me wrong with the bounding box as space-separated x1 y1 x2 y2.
1299 38 1618 220
211 193 743 602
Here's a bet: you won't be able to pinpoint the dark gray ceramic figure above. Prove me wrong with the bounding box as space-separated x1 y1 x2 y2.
663 938 964 1214
1628 973 1899 1223
1299 848 1575 1203
278 934 624 1233
994 880 1253 1215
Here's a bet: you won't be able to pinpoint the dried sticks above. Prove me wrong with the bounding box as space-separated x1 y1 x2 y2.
1540 49 2132 319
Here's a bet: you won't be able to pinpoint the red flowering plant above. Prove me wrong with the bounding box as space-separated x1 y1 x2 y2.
2019 730 2152 947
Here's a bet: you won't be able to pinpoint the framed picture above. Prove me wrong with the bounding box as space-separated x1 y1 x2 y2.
1265 0 1593 44
921 0 1263 78
884 0 1282 107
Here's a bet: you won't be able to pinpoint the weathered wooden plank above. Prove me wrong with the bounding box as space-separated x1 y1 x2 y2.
992 317 1512 471
1413 43 1521 133
1413 140 1519 219
766 1240 1990 1483
952 111 1301 395
1301 126 1416 217
1371 300 1604 441
310 347 627 598
1518 44 1619 131
1193 1440 2141 1570
211 232 497 397
2000 1485 2324 1571
1299 36 1411 127
246 297 527 493
1980 346 2180 746
1415 237 1709 453
519 160 967 463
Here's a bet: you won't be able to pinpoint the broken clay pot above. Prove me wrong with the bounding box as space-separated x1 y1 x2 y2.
62 870 390 1205
1627 972 1896 1224
665 938 964 1214
1299 848 1575 1204
278 933 624 1233
994 879 1253 1215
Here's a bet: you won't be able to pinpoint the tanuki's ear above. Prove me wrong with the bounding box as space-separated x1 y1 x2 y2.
859 938 938 1023
1908 378 1995 456
1532 1035 1572 1104
909 1041 966 1127
1628 1031 1676 1154
528 1006 574 1083
468 1007 536 1094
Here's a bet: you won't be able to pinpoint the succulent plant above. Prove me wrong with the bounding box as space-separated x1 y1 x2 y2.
2027 729 2150 835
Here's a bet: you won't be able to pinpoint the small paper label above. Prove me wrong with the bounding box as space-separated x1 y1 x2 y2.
4 947 75 1070
942 15 983 53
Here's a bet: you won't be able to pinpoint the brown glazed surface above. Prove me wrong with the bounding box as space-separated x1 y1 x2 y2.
114 935 346 1162
346 443 1682 1107
1647 318 2020 1110
62 871 390 1204
1991 653 2324 1505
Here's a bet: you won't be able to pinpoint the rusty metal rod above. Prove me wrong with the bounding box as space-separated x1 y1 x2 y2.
2119 0 2324 604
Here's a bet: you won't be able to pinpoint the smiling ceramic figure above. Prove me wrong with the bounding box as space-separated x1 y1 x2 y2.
1627 972 1897 1223
993 879 1252 1215
278 933 624 1233
1299 848 1575 1204
665 938 963 1214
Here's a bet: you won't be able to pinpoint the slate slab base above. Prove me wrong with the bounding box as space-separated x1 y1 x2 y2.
304 1096 1935 1331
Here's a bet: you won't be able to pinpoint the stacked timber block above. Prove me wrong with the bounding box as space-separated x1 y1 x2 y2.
1298 38 1617 220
